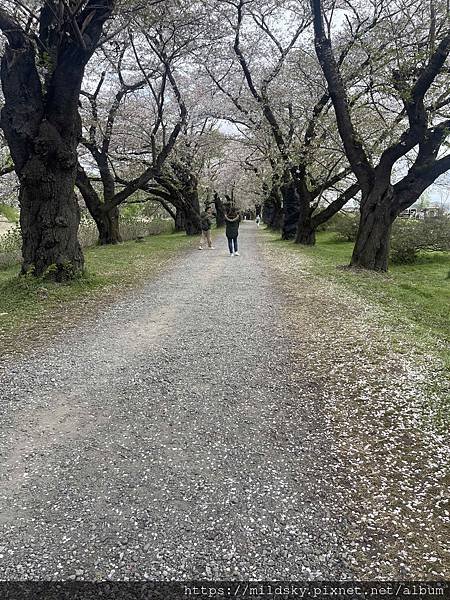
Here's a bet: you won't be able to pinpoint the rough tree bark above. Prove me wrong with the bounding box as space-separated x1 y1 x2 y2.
76 165 122 245
280 179 299 240
0 2 114 279
263 177 283 230
351 187 395 271
295 211 316 245
165 161 202 236
182 192 202 236
175 208 185 232
295 182 361 247
97 207 122 245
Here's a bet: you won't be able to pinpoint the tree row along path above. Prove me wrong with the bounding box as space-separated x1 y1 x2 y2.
0 223 448 580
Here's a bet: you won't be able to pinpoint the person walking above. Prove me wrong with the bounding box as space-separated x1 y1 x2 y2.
225 206 241 257
199 206 215 250
255 203 262 227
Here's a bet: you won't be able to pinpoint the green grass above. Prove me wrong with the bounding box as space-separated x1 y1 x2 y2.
0 203 19 223
0 232 193 354
265 230 450 369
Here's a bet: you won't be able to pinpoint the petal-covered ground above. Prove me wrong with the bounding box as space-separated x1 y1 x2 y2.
0 223 448 580
261 238 449 579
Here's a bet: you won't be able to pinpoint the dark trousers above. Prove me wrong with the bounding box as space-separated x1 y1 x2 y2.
227 236 238 254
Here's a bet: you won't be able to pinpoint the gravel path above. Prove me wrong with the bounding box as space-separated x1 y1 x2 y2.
0 223 448 581
0 224 350 580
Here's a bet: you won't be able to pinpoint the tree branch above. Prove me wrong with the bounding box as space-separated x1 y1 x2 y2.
311 0 375 193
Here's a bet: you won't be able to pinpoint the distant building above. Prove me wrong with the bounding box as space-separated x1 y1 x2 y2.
399 206 446 219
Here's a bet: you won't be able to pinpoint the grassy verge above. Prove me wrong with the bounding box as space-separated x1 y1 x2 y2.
0 232 194 356
264 230 450 371
0 203 19 223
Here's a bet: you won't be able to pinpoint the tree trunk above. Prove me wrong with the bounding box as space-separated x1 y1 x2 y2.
351 187 395 271
184 211 201 236
183 192 202 235
76 167 121 245
295 220 316 245
78 175 121 246
269 203 283 230
0 3 114 279
214 192 226 227
183 188 202 236
263 183 283 230
19 125 84 280
294 193 316 245
97 207 121 245
175 208 185 232
281 180 299 240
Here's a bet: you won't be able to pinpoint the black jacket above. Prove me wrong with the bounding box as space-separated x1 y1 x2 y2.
225 214 240 237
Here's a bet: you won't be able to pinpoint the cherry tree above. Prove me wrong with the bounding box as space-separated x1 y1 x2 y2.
205 0 365 243
0 1 116 278
76 29 187 243
312 0 450 270
76 0 216 241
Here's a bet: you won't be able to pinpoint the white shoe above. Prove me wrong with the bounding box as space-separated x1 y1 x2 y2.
209 246 215 250
198 246 203 250
235 252 240 256
230 253 235 257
